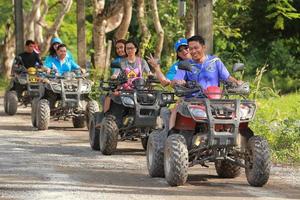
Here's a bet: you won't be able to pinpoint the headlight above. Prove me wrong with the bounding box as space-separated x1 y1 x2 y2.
188 106 207 119
121 96 135 106
52 84 61 91
161 93 174 103
81 84 90 92
239 104 255 119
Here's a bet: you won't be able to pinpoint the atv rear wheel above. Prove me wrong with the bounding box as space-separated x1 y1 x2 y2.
36 99 50 130
4 90 18 115
72 115 86 128
245 136 271 187
141 137 148 150
89 117 100 150
31 98 38 127
164 134 188 186
99 115 118 155
85 100 99 129
147 130 166 177
215 160 241 178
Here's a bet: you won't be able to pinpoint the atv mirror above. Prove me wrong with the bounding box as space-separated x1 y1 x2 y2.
178 60 192 72
233 63 245 72
110 62 121 69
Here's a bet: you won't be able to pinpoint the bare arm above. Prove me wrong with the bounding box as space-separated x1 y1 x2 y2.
146 54 171 86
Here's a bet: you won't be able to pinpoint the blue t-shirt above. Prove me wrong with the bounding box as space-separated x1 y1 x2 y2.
111 56 123 74
166 61 179 81
173 55 230 89
44 56 80 76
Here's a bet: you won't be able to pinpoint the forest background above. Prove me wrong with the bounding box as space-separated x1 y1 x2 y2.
0 0 299 164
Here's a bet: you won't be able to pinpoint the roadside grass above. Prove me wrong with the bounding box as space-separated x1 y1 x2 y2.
0 75 9 95
251 93 300 164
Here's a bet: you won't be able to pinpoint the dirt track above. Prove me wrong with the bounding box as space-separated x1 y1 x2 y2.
0 97 299 200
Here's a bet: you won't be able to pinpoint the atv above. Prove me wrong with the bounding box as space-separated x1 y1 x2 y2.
89 65 175 155
31 70 99 130
147 62 271 187
4 56 43 115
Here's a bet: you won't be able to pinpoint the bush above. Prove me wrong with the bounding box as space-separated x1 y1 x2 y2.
250 94 300 164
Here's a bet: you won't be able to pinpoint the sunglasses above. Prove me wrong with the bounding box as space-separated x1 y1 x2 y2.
178 46 189 52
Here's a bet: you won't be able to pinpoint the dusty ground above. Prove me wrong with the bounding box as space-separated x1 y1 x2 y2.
0 97 299 200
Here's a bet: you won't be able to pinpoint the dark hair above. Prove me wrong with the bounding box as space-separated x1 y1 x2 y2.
57 43 67 51
48 42 61 57
25 40 35 46
115 39 126 46
115 39 126 56
188 35 205 45
125 40 139 55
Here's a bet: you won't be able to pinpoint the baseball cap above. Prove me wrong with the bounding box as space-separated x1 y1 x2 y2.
51 37 62 44
174 38 188 51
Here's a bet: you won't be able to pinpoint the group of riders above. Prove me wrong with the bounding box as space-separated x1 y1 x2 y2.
13 36 271 188
16 35 244 132
18 35 242 94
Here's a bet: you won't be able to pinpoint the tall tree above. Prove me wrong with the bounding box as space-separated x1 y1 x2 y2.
1 22 15 78
150 0 164 59
92 0 123 70
185 0 195 38
77 0 86 68
195 0 213 53
137 0 150 56
39 0 73 55
114 0 132 40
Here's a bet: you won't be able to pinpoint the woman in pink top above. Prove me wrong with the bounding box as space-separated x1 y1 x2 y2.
103 41 152 112
112 40 151 83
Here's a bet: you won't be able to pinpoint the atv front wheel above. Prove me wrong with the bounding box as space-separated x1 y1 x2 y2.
245 136 271 187
89 117 100 150
99 115 118 155
147 130 166 177
31 98 38 127
215 159 241 178
164 134 188 186
4 90 18 115
36 99 50 130
85 100 99 129
72 115 85 128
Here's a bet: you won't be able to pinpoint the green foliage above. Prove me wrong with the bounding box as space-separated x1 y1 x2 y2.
0 1 13 40
266 0 300 30
0 75 9 92
250 93 300 163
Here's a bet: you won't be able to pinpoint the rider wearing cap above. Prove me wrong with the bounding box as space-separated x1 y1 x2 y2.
172 35 242 89
147 38 192 86
44 37 75 69
44 44 80 76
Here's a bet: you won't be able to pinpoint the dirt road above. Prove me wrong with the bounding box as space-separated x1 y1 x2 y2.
0 97 299 200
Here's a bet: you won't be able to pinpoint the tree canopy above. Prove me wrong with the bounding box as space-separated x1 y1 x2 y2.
0 0 299 93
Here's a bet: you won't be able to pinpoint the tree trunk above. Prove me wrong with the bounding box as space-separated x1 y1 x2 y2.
92 0 124 70
92 0 106 70
1 23 15 78
150 0 164 59
137 0 151 57
14 0 24 55
93 17 107 70
41 0 73 56
185 0 195 38
34 3 43 46
114 0 132 40
24 0 42 41
195 0 213 53
77 0 86 68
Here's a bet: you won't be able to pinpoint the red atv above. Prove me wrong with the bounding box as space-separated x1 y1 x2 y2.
147 62 271 187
